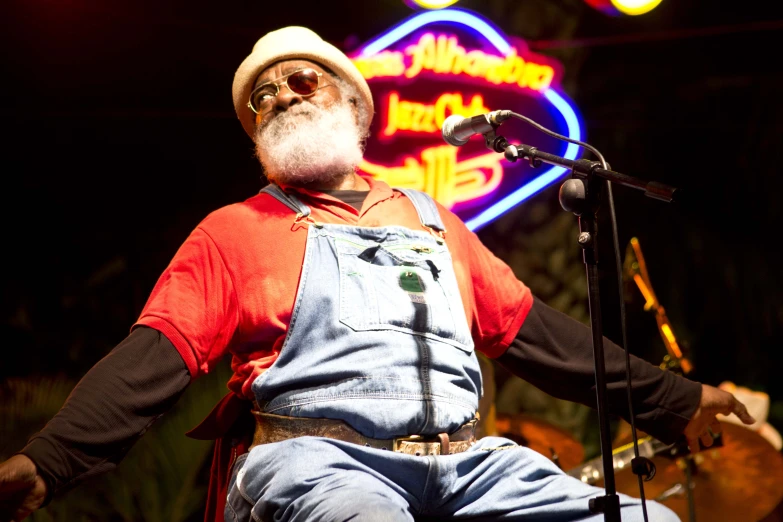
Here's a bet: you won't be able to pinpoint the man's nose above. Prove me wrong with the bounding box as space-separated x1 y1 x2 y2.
273 87 303 113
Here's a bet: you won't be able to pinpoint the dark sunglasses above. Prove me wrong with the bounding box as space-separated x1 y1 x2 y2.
248 68 329 114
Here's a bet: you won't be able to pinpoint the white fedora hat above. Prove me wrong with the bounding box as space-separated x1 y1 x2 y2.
232 26 374 139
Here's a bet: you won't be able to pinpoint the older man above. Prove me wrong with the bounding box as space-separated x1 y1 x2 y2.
0 27 752 522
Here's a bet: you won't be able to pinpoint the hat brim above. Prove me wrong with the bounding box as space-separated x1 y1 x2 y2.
232 28 374 139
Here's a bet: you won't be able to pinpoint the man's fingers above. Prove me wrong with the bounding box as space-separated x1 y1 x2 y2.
687 436 701 454
709 418 722 437
699 431 713 448
0 479 33 498
732 399 756 425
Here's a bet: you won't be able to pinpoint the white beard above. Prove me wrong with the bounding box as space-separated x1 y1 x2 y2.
254 100 365 186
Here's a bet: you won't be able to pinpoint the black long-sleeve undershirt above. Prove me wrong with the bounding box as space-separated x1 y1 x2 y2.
497 299 701 444
20 300 701 501
19 326 190 502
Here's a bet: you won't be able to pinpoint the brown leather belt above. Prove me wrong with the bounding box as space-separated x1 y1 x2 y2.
251 411 477 456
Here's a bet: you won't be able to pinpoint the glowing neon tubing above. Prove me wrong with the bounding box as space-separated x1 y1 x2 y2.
359 9 511 57
465 89 582 231
356 9 584 231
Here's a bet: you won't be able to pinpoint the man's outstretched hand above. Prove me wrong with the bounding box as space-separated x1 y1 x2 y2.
0 455 47 522
684 383 755 453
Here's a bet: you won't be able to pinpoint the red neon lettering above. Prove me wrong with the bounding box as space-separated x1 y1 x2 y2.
352 33 555 92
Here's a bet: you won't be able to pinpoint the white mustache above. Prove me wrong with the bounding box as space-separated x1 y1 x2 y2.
254 97 364 185
257 105 319 137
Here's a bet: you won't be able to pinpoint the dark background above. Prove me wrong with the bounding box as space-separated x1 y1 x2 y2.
2 0 783 490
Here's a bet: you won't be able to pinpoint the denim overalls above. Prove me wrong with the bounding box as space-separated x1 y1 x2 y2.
226 185 678 522
251 185 480 439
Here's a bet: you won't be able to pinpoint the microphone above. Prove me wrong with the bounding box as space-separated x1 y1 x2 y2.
441 110 512 146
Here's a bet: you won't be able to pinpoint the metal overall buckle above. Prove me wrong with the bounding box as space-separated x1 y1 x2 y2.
392 434 446 456
294 212 323 229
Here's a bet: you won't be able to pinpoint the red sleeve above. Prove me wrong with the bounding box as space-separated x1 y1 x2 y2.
439 207 533 359
134 226 239 379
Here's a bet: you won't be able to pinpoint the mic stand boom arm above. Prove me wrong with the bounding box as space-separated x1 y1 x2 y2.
489 132 680 522
491 136 679 203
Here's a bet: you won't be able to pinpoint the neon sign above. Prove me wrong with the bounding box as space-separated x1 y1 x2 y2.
361 145 502 209
354 33 555 91
382 92 489 137
351 9 583 231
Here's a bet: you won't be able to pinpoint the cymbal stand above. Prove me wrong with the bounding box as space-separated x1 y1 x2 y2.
683 457 697 522
623 238 692 375
624 236 698 521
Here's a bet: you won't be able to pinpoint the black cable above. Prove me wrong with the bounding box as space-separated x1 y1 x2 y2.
607 181 649 521
506 111 650 522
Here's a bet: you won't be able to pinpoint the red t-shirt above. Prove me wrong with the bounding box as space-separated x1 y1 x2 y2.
135 178 532 399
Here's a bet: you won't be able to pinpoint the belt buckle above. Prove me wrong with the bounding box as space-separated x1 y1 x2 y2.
392 434 424 452
392 434 448 456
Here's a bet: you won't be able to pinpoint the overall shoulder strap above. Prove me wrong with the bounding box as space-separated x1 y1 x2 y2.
260 184 311 217
395 188 446 232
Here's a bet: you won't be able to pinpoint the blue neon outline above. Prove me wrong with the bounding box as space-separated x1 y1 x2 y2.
464 89 582 231
356 8 584 231
359 9 510 57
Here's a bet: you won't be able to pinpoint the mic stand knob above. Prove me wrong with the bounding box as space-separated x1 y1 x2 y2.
483 130 510 153
503 144 543 168
632 456 657 482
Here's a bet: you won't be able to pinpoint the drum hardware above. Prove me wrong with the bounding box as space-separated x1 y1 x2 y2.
606 421 783 522
495 413 585 472
565 238 783 521
623 237 692 375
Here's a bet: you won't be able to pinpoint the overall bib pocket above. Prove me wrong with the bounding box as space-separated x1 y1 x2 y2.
337 239 472 351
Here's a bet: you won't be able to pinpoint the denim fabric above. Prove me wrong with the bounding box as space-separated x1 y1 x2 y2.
230 189 678 521
251 220 481 440
226 437 679 522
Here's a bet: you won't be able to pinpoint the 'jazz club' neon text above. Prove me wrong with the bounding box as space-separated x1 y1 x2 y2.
382 92 489 136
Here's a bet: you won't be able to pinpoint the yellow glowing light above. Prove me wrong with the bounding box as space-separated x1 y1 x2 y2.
610 0 663 16
627 237 692 375
632 274 656 311
409 0 460 8
359 145 503 208
352 33 555 92
660 323 677 347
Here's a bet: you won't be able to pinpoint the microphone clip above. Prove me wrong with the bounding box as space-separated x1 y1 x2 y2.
482 110 513 152
483 128 511 154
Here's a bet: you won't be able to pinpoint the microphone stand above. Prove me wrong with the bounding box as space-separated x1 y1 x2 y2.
483 130 678 522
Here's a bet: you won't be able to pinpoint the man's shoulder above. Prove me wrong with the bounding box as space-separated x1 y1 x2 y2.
426 197 473 238
196 192 298 240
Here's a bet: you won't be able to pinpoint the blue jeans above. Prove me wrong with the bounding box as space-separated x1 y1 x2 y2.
225 436 679 522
